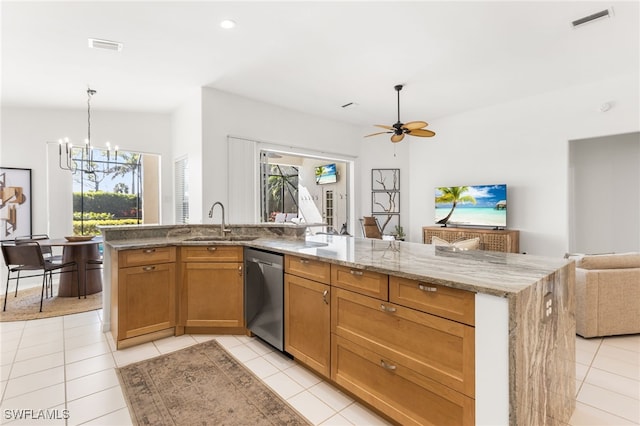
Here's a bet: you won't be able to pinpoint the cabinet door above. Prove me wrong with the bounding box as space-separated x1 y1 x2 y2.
182 262 244 328
119 262 176 339
284 273 331 377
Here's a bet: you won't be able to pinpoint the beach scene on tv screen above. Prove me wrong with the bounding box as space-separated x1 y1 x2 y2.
435 185 507 227
316 163 337 184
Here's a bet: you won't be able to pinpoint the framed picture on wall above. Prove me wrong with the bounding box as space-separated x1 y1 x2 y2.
371 168 400 192
372 191 400 214
374 213 399 236
0 167 32 240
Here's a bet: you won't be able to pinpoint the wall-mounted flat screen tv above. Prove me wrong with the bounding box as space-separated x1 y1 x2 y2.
435 184 507 228
315 163 337 185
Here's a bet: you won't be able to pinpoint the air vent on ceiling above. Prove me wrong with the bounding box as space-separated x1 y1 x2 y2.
572 8 613 28
88 38 123 51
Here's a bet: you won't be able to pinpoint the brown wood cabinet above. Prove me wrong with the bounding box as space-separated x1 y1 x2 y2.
423 226 520 253
330 264 388 299
179 246 244 333
332 287 475 398
389 276 475 326
284 272 331 377
285 255 331 283
111 247 177 349
329 262 476 426
332 335 475 426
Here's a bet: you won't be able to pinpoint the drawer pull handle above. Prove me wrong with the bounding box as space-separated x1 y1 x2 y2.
350 270 364 276
418 284 437 292
207 247 217 251
299 259 309 264
238 265 243 276
380 360 397 371
142 266 156 272
380 304 396 313
143 249 156 254
322 289 329 305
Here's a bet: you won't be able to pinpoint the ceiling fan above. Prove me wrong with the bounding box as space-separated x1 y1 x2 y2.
365 84 435 143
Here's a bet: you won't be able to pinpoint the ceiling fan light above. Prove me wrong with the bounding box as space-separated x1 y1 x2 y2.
364 84 435 143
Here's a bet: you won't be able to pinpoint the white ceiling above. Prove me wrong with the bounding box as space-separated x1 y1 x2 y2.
2 1 638 126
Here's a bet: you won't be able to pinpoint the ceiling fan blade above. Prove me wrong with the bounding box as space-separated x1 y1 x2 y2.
402 121 428 130
364 131 392 138
374 124 394 130
391 133 405 143
407 129 436 137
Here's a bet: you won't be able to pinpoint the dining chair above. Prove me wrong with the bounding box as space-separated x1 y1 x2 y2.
83 258 103 299
1 241 79 312
15 234 63 263
359 216 382 239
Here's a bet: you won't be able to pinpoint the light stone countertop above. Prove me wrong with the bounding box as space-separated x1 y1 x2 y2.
104 231 571 298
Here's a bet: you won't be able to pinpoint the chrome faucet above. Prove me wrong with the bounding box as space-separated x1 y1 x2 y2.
208 201 231 235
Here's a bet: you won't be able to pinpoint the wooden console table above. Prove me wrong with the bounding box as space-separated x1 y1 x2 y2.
423 226 520 253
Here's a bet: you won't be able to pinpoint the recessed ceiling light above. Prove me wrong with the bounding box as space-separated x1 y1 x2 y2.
220 20 236 29
88 38 123 51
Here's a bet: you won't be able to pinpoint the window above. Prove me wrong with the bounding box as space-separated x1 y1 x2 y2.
71 147 147 235
261 161 299 222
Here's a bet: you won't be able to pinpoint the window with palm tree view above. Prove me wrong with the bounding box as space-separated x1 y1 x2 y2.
72 148 149 235
262 164 299 222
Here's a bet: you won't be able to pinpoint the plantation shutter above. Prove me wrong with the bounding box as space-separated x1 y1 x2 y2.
175 156 188 224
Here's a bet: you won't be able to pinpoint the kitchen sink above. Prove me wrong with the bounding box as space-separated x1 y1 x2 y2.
184 236 258 242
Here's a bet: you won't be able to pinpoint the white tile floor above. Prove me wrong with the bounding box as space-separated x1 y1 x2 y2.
0 308 638 425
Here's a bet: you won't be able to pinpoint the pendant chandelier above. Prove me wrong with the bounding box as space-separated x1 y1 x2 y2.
58 88 119 174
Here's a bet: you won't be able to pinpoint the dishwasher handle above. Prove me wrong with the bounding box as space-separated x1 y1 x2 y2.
247 257 283 269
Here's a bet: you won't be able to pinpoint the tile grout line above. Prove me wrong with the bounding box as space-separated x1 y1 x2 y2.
0 321 26 406
575 337 604 398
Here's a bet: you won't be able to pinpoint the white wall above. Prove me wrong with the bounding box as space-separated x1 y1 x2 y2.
171 90 203 224
407 72 640 256
1 107 173 237
569 132 640 253
200 87 362 226
357 134 411 238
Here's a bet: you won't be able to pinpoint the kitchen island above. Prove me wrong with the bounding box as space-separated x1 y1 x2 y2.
101 224 575 426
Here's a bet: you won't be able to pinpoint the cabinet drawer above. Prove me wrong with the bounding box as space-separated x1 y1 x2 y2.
285 255 331 284
181 245 242 262
389 276 475 326
332 335 474 426
332 288 474 397
118 246 175 268
331 264 388 300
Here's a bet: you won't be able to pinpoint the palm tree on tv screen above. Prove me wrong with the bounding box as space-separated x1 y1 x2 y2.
435 186 476 225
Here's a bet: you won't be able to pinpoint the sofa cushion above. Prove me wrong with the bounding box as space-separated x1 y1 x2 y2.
431 236 480 250
576 252 640 270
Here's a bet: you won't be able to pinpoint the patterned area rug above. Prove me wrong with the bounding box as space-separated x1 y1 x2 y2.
0 285 102 322
117 339 311 425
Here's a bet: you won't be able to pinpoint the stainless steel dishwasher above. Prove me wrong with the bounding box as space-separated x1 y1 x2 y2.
244 247 284 351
